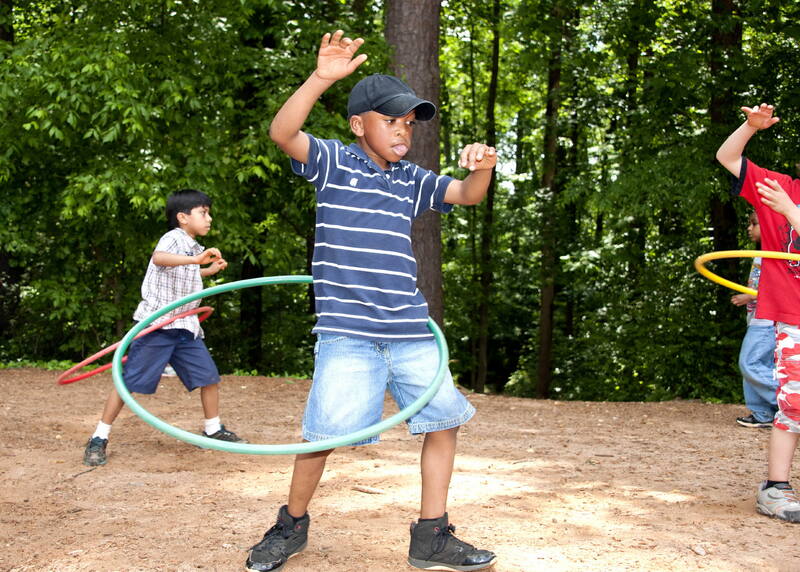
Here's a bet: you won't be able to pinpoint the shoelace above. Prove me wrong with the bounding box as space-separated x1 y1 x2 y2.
433 524 475 554
250 520 291 550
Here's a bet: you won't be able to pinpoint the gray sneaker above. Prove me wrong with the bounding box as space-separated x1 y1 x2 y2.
83 437 108 466
757 481 800 523
408 513 497 571
246 505 309 571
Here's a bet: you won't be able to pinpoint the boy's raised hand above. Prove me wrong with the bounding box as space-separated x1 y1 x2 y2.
458 143 497 172
742 103 780 130
315 30 368 82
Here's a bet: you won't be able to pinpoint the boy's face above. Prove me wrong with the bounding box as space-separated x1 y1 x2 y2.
748 217 760 243
350 110 417 169
177 205 212 238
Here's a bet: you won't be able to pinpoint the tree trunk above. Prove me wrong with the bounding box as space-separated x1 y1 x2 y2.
385 0 445 326
474 0 500 394
536 2 566 399
240 257 264 369
709 0 741 296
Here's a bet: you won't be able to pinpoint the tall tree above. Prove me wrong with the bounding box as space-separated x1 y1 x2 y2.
384 0 446 326
474 0 500 394
709 0 742 308
535 0 568 398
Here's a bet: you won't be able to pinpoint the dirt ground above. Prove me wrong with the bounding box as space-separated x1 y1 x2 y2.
2 368 800 572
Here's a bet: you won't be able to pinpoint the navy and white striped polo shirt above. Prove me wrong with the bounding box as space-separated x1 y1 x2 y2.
291 133 453 341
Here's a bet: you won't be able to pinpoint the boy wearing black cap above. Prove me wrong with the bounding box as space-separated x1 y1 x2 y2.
245 31 497 572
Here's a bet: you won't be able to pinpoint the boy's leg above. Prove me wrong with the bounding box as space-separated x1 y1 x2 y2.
420 427 457 518
167 331 243 442
200 383 220 420
757 322 800 523
288 449 334 517
84 390 126 466
767 429 800 481
738 324 778 425
248 334 386 571
100 389 126 425
387 340 495 570
83 331 173 467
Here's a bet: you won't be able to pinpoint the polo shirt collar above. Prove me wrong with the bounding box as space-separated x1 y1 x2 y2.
346 142 399 173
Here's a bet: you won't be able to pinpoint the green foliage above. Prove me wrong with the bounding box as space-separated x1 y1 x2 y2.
3 0 798 404
0 0 385 376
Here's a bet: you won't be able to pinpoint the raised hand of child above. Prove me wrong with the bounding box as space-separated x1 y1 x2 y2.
458 143 497 172
315 30 368 82
742 103 780 130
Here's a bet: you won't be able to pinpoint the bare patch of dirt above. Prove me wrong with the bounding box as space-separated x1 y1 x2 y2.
2 368 799 571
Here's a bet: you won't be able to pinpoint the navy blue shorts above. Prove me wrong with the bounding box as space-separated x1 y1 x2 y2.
122 327 220 394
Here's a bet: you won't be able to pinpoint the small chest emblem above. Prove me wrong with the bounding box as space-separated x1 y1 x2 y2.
350 177 359 187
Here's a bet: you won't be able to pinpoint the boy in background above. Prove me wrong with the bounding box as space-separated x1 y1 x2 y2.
83 189 245 467
730 211 777 428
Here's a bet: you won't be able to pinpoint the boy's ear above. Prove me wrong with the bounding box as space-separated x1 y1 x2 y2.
349 115 364 137
176 211 189 226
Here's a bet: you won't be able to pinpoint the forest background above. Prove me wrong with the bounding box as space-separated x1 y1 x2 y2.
2 0 799 403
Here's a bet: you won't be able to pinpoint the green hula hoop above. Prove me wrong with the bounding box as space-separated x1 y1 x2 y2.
111 275 448 455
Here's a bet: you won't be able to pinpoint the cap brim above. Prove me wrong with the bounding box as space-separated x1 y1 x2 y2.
374 94 436 121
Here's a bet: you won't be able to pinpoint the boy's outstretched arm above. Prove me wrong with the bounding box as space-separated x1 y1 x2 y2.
716 103 780 176
444 143 498 205
269 31 367 164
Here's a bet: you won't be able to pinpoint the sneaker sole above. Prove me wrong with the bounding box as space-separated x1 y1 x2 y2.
245 541 307 572
736 420 772 428
407 556 497 571
756 504 800 523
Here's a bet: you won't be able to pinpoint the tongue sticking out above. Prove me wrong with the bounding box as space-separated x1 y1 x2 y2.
392 144 409 157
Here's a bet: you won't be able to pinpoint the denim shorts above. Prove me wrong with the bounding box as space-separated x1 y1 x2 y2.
122 327 220 394
303 334 475 445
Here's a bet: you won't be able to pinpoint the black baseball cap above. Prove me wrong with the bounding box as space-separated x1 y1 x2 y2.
347 74 436 121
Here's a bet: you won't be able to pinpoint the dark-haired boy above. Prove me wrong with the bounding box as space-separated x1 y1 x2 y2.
83 189 245 467
245 31 497 572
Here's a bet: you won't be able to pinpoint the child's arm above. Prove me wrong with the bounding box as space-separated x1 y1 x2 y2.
731 293 757 306
152 248 222 268
200 257 227 278
444 143 498 205
716 103 780 176
756 178 800 230
269 31 367 164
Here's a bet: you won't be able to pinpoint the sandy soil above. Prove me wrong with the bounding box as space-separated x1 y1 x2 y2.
2 367 800 572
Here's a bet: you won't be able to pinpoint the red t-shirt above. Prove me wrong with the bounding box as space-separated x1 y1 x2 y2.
736 158 800 325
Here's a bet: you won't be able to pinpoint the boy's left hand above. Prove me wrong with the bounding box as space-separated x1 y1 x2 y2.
459 143 497 172
206 258 228 275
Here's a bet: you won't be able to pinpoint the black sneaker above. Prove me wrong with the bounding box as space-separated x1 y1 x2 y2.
83 437 108 466
408 513 497 571
204 425 248 443
736 414 773 429
246 505 309 571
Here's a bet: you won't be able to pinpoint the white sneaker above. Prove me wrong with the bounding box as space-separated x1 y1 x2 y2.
162 365 177 377
757 481 800 522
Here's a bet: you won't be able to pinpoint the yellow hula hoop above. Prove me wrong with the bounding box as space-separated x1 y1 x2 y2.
694 249 800 296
